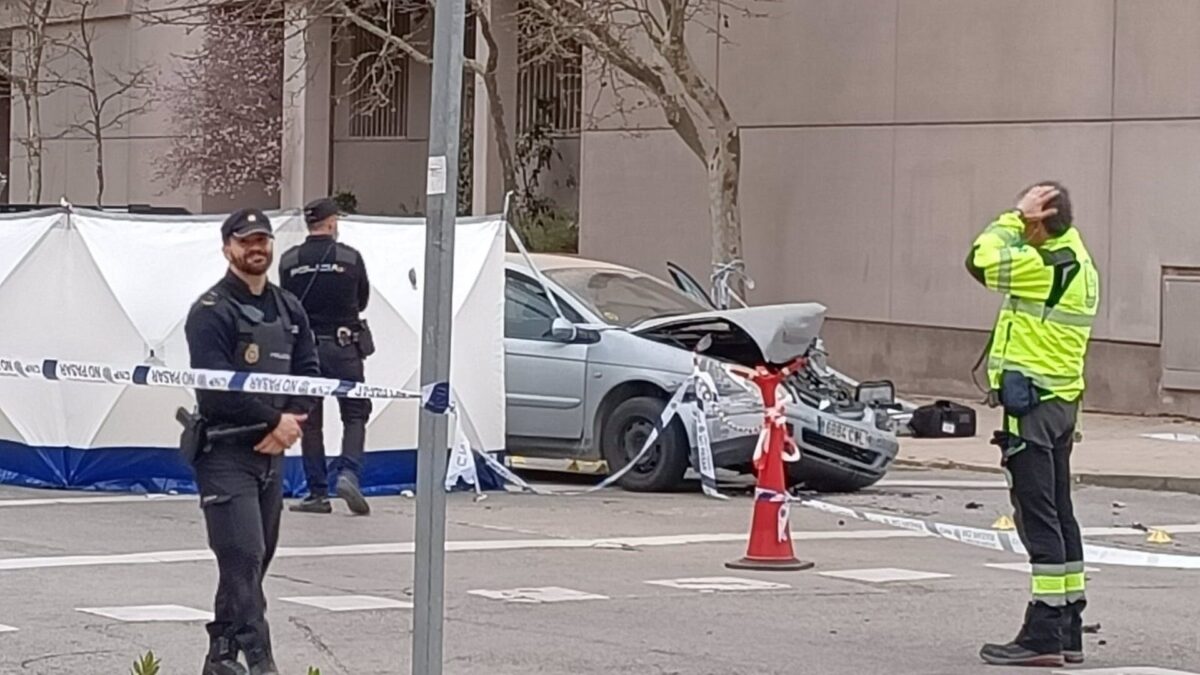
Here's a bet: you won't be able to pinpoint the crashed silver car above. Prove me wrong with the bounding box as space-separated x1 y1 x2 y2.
504 253 903 493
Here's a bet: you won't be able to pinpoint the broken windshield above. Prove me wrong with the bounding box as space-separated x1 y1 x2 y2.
544 266 710 328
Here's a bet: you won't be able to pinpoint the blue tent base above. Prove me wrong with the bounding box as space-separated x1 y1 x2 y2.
0 441 508 497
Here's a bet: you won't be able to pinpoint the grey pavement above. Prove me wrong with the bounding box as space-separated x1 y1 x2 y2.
896 396 1200 494
2 469 1200 674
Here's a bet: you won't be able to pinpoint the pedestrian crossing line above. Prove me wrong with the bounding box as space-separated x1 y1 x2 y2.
468 586 609 604
817 568 953 584
280 595 412 612
645 576 790 592
0 623 17 633
76 604 213 623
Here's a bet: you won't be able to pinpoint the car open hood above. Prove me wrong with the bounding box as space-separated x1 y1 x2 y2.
630 303 827 367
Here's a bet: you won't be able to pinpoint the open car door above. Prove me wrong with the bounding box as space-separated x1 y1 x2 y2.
666 261 751 310
666 262 717 309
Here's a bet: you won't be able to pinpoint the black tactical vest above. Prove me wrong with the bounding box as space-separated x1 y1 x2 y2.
228 287 298 411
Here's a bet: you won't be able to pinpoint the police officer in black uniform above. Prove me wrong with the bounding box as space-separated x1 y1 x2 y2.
280 197 374 516
184 208 320 675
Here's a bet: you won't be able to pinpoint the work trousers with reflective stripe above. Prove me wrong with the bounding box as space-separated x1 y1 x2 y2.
1003 399 1086 610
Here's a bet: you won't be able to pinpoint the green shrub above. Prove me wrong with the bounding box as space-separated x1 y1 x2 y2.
131 651 160 675
512 209 578 254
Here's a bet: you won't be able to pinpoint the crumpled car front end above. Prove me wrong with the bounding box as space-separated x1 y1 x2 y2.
633 306 902 492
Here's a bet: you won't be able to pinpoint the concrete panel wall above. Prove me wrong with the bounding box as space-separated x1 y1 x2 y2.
738 126 895 319
577 0 1200 413
719 0 897 126
895 0 1115 122
1114 0 1200 118
891 123 1113 336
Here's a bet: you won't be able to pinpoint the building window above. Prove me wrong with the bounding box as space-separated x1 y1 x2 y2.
346 13 410 139
515 1 581 135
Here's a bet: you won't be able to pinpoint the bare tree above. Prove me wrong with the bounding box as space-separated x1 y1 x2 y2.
0 0 54 202
520 0 769 281
152 2 285 198
137 0 519 211
44 0 157 204
333 0 517 199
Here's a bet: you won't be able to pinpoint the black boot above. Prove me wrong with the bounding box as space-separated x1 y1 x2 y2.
980 602 1064 667
337 473 370 515
289 495 332 514
240 639 279 675
201 635 247 675
1063 599 1087 664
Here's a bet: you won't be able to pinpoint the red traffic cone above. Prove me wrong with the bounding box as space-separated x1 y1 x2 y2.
726 366 814 571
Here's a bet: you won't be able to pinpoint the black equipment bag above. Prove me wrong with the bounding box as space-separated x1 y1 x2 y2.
909 400 977 438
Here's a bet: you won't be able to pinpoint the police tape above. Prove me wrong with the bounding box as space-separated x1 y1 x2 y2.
754 488 1200 570
459 360 735 499
0 356 456 412
2 353 741 498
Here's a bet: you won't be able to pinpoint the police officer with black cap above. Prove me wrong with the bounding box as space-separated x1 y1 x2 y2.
184 208 320 675
280 197 374 516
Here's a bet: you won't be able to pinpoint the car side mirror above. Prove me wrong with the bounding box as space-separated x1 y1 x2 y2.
550 317 578 342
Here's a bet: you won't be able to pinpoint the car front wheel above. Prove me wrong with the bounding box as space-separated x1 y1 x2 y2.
600 396 690 492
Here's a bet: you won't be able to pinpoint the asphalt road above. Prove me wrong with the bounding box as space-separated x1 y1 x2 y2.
1 468 1199 675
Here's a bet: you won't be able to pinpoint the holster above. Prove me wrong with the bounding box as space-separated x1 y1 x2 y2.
998 370 1041 418
175 406 209 466
354 319 376 359
335 321 375 359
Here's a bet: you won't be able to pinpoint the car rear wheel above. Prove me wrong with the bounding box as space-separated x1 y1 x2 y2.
785 458 882 494
600 396 690 492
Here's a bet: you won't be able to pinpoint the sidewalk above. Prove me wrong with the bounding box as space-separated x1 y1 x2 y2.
895 396 1200 495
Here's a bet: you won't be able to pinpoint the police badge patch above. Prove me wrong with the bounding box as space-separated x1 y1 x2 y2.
244 343 260 365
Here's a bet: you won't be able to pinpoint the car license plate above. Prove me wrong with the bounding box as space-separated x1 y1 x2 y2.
820 418 869 448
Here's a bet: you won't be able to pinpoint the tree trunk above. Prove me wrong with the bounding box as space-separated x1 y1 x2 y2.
481 70 517 199
95 132 105 205
25 95 42 203
707 125 743 291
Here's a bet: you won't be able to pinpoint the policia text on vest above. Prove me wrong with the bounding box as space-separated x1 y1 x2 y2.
184 208 322 675
966 183 1100 668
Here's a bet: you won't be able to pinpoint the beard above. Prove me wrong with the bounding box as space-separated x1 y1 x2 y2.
231 248 272 276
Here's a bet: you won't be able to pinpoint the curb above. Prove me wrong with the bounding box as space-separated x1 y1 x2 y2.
893 458 1200 496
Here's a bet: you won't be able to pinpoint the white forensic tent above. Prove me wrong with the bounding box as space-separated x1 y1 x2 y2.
0 207 506 494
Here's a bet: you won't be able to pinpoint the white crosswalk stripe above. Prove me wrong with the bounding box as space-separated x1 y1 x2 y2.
280 595 412 612
645 577 790 592
818 568 953 583
468 587 608 604
76 604 212 622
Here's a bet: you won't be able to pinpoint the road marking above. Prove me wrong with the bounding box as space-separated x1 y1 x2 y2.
819 568 953 583
1056 662 1200 667
987 562 1100 574
280 595 412 612
876 479 1009 489
468 587 608 604
0 624 17 633
76 604 212 623
0 494 192 508
645 577 790 592
0 528 931 573
1141 432 1200 443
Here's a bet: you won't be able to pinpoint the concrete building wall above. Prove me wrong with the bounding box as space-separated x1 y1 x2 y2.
577 0 1200 415
4 8 208 211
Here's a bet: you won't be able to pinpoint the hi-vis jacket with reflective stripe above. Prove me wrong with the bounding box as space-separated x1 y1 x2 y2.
966 211 1100 402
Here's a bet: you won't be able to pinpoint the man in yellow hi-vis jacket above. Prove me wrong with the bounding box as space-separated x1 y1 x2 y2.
966 182 1100 668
